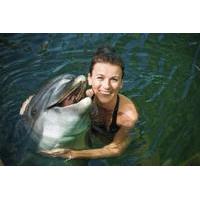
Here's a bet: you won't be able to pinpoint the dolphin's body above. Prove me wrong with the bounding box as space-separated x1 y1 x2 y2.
20 74 91 165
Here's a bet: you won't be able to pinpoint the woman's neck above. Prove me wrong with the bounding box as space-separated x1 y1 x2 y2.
95 95 118 111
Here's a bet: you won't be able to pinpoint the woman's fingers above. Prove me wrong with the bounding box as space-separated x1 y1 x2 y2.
19 95 34 115
40 148 71 158
85 88 94 97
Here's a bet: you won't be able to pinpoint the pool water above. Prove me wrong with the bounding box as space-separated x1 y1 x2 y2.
0 33 200 165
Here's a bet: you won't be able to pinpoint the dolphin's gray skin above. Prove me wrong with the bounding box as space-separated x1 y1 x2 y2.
20 74 92 165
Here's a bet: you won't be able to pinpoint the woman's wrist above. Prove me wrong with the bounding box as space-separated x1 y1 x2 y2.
68 150 76 159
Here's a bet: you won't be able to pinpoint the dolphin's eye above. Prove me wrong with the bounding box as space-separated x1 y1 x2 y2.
31 109 37 116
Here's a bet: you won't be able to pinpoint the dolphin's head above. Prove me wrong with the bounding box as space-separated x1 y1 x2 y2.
24 74 88 122
23 74 92 150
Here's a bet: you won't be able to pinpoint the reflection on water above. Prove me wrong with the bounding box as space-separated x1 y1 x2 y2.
0 33 200 165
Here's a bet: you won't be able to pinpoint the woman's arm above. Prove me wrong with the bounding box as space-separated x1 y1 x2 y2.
70 111 138 159
42 117 138 160
41 95 139 160
71 127 132 159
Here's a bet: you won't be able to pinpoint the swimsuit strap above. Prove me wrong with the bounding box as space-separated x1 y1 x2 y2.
88 95 120 147
91 94 120 133
109 95 120 133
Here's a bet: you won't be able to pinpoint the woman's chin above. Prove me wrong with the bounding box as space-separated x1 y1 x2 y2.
96 93 114 104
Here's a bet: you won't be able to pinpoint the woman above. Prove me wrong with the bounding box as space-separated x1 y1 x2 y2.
20 46 139 160
41 46 138 160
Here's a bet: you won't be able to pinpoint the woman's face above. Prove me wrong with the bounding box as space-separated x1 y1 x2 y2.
88 62 123 105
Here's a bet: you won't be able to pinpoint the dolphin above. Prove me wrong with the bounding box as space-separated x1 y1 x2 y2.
22 74 92 162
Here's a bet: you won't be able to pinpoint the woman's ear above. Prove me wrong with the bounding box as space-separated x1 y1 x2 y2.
87 73 92 86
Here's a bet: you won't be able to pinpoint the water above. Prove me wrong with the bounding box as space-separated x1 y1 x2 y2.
0 33 200 165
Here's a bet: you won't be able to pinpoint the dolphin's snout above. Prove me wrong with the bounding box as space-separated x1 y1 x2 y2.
54 75 87 107
74 75 86 84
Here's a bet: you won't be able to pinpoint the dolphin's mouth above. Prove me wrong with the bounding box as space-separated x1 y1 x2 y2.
48 81 86 109
59 82 86 107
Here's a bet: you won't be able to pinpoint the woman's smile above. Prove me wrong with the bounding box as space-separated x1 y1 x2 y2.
88 63 123 104
99 90 112 95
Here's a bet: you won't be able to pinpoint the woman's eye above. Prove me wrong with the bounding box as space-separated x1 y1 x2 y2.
97 77 103 80
112 78 118 82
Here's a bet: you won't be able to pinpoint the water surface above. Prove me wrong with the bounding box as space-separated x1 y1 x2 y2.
0 33 200 165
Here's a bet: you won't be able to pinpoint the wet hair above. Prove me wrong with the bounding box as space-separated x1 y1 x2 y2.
89 46 124 79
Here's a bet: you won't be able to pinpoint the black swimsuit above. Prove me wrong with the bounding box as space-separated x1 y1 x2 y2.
88 95 120 146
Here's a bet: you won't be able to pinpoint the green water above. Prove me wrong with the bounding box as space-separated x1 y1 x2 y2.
0 33 200 165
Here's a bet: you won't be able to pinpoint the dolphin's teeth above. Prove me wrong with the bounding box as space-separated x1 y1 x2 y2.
49 79 86 108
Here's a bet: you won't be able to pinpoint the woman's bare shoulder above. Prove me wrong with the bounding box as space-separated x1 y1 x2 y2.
118 94 139 128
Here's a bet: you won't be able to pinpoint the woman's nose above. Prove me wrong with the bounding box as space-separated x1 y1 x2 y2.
102 79 110 89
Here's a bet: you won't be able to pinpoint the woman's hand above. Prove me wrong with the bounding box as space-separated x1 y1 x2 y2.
85 88 94 97
40 148 73 159
19 95 34 115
